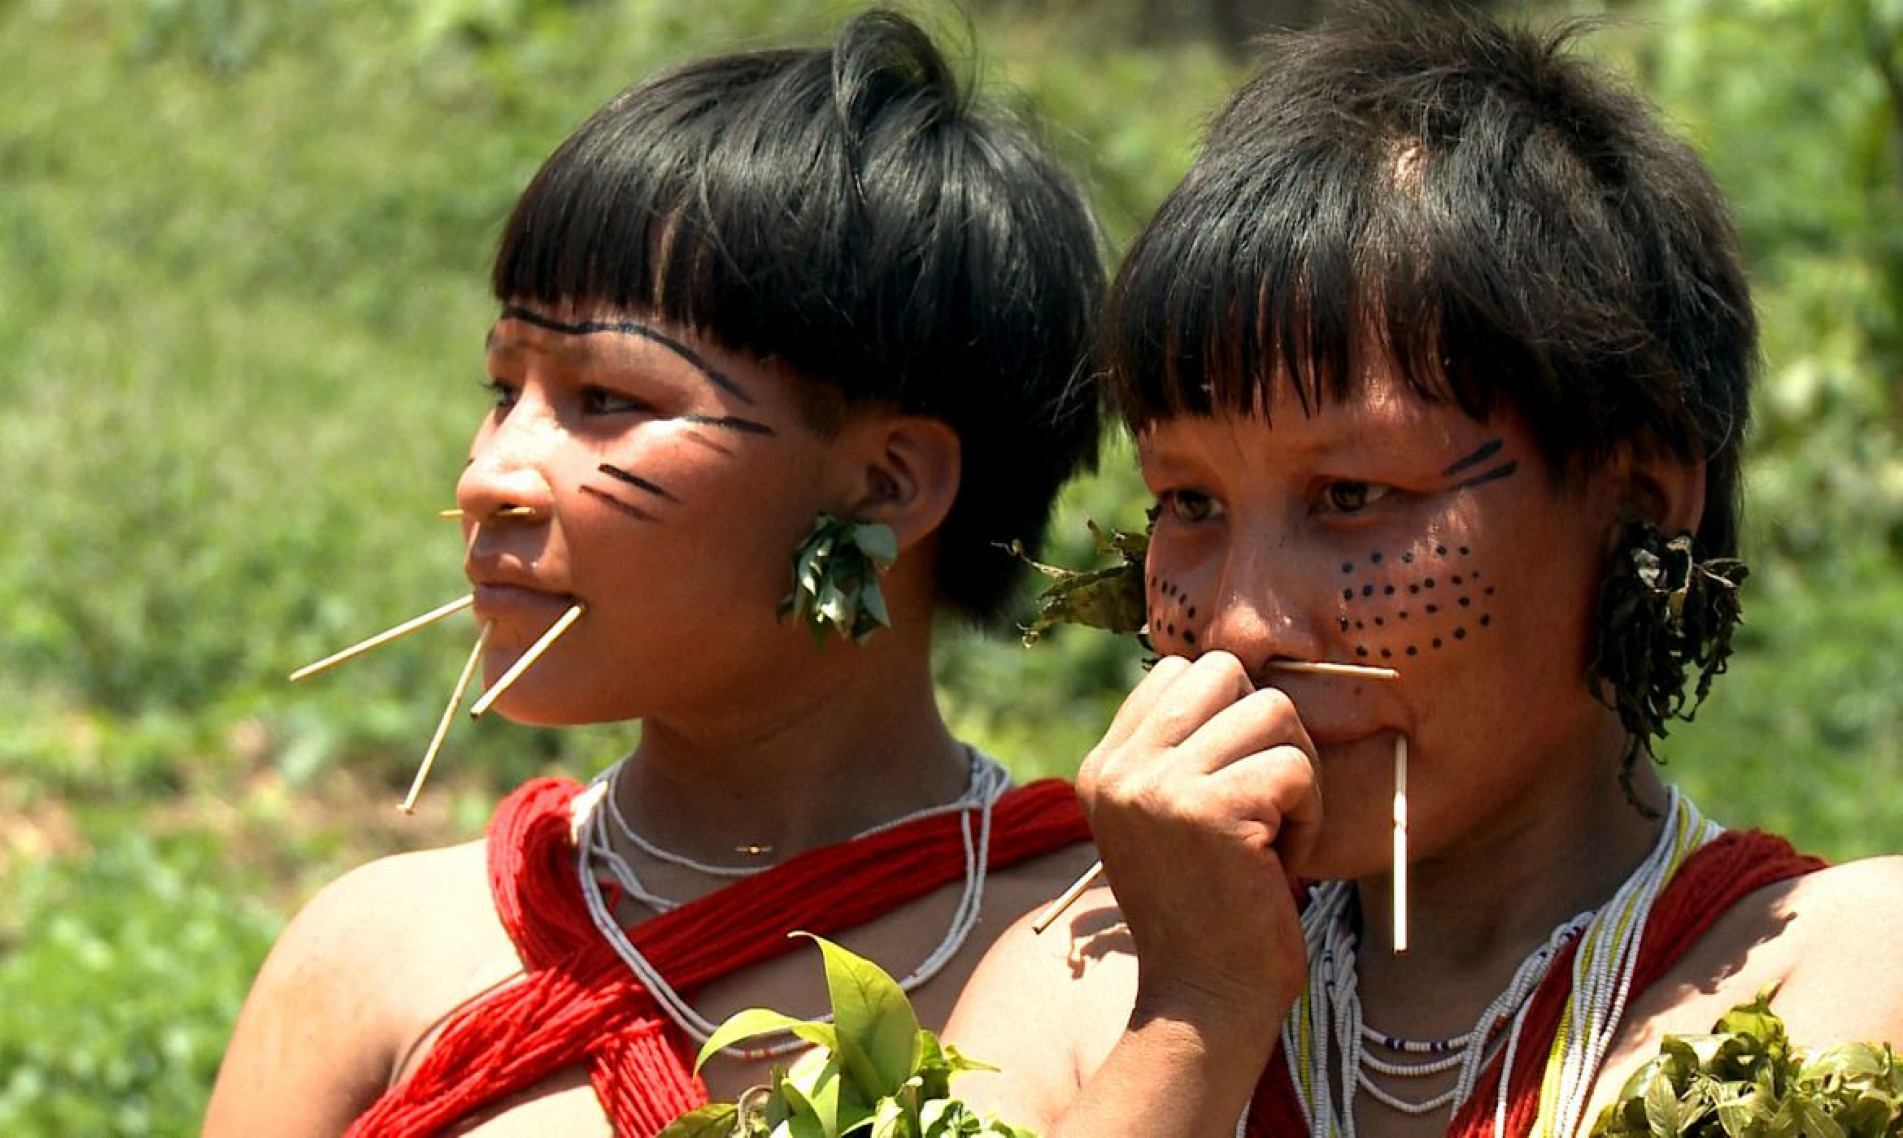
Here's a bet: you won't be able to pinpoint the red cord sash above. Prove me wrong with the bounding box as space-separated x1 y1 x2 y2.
1247 829 1825 1137
348 776 1090 1138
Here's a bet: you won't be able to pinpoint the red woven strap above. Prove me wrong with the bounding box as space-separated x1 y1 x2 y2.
1247 829 1824 1137
347 776 1090 1138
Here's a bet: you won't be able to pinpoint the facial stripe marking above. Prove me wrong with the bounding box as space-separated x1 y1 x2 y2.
1450 460 1519 492
499 304 757 406
682 414 776 437
1440 438 1505 478
597 463 677 501
582 485 658 522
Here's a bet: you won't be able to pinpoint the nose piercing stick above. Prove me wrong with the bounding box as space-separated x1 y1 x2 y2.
1029 658 1400 936
468 603 585 718
439 505 539 520
399 620 494 813
289 595 475 682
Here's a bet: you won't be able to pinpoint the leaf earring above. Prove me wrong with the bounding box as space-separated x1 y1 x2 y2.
778 513 899 647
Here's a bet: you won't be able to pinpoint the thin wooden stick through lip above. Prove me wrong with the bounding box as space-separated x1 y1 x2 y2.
289 595 475 682
1030 658 1400 936
467 603 585 718
1392 733 1409 954
400 621 493 814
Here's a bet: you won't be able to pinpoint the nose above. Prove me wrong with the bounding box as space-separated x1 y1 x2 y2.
457 401 559 524
1150 532 1328 674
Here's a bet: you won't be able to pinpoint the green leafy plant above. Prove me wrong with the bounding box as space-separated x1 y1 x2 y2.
1008 517 1152 645
658 935 1035 1138
1592 986 1903 1137
780 516 900 647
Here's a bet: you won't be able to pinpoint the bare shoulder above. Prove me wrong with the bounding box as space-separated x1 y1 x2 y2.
207 839 514 1136
943 886 1138 1129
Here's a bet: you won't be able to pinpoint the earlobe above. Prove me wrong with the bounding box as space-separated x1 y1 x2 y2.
1621 452 1706 539
845 416 962 552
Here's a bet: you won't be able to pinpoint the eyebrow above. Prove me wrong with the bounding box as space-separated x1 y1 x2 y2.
496 304 756 406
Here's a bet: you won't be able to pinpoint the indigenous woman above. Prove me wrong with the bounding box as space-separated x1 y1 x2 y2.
206 11 1102 1135
945 6 1903 1136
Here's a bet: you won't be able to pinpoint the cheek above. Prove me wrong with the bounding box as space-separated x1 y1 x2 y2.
1145 569 1205 653
1334 541 1499 664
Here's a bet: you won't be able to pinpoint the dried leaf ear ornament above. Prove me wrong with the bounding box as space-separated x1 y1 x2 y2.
1588 521 1748 814
778 513 899 647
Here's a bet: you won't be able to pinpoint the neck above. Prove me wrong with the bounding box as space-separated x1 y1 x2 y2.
609 626 970 865
1351 746 1669 1039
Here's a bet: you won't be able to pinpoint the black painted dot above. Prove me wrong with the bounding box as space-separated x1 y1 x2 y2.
1338 616 1351 631
1471 570 1482 579
1435 545 1448 556
1480 614 1492 627
1406 646 1419 656
1452 575 1465 585
1398 610 1409 620
1373 616 1385 627
1432 638 1443 649
1458 596 1471 608
1380 648 1393 659
1454 627 1467 640
1355 646 1370 658
1165 623 1176 635
1342 562 1355 574
1183 630 1197 645
1370 552 1384 564
1355 620 1365 631
1362 585 1374 597
1344 589 1355 601
1186 606 1197 618
1383 585 1396 596
1401 551 1415 564
1408 584 1420 595
1426 604 1439 614
1458 546 1471 556
1485 586 1496 596
1425 578 1437 589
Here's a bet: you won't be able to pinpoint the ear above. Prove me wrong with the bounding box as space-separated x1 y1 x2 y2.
1618 449 1706 538
838 414 962 552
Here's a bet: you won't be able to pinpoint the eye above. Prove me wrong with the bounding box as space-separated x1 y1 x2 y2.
483 378 519 411
580 386 651 416
1160 489 1223 524
1320 481 1391 515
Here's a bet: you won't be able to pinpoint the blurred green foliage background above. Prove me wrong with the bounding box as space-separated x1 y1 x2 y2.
1 0 1899 1131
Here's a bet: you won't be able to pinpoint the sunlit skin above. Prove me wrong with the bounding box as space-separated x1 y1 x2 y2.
945 365 1903 1137
204 302 1099 1136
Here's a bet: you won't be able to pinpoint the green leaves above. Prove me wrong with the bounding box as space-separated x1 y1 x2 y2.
1009 518 1152 646
661 935 1036 1138
779 515 900 648
1591 986 1903 1137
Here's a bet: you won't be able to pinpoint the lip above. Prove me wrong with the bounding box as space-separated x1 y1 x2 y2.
465 559 577 621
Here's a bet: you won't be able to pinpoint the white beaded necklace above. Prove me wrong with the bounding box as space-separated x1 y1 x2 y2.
1253 788 1717 1138
572 748 1012 1060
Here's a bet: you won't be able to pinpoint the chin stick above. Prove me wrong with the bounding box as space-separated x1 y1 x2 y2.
399 620 492 813
1392 733 1408 955
468 603 585 718
289 595 475 682
1031 657 1399 936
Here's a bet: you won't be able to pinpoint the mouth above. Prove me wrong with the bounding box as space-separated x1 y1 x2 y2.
466 564 579 622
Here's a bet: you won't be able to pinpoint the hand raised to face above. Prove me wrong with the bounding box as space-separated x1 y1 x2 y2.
1077 650 1319 1028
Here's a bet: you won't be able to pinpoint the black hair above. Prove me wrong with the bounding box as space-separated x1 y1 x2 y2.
1105 2 1757 557
493 9 1105 626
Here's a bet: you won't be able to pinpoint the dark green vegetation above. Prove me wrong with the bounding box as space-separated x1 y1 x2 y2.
1 1 1899 1132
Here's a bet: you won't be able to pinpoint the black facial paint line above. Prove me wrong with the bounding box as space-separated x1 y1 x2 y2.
582 485 658 523
682 414 776 437
1439 438 1505 478
499 304 757 407
597 464 678 502
1450 460 1519 492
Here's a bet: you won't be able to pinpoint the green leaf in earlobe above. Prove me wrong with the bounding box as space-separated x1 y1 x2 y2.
852 522 898 567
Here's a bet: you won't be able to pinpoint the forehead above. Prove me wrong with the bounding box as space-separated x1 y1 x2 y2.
1139 367 1487 466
